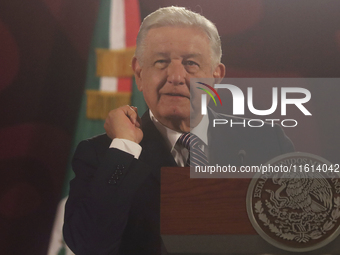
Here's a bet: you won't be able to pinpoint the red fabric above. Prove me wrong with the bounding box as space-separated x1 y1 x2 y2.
124 0 141 47
117 77 132 92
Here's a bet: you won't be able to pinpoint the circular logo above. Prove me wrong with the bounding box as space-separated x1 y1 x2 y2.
247 152 340 252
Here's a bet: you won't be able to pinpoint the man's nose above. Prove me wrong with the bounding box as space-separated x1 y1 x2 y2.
167 61 186 85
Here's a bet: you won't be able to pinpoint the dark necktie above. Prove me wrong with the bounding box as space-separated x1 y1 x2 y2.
177 133 209 166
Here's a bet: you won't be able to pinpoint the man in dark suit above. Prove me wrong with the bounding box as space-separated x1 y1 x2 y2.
63 6 293 255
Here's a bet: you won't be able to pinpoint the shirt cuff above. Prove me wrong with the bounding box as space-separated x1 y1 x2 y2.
110 138 142 159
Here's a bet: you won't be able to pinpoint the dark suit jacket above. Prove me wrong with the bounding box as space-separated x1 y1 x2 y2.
63 110 294 255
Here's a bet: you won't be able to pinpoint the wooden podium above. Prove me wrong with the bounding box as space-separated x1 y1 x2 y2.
160 167 340 255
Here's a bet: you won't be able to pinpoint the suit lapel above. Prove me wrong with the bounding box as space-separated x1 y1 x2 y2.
139 111 177 182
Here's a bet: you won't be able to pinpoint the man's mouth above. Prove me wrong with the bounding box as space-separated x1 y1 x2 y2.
164 93 189 99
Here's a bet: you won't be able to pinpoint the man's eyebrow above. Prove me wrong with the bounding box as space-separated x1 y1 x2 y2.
153 52 169 57
152 53 203 58
184 53 203 59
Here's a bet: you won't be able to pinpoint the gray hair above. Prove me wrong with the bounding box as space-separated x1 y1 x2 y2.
135 6 222 67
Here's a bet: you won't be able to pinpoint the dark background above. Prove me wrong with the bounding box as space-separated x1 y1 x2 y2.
0 0 339 254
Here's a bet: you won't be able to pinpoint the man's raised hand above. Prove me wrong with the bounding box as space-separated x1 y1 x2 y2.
104 105 143 143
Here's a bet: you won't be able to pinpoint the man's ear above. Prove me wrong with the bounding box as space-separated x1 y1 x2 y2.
213 63 226 83
132 56 143 91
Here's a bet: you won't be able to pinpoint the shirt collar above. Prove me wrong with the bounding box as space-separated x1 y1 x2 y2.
149 110 209 151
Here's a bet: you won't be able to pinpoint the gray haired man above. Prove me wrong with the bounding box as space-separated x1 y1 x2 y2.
63 6 293 255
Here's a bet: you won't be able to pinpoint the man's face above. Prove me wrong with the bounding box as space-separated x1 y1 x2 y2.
133 26 225 131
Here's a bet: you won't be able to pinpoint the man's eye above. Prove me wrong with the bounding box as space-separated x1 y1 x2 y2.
185 60 199 66
155 60 167 64
154 60 169 68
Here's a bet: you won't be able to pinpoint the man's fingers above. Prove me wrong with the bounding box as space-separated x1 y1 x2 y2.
104 105 143 142
130 106 142 128
127 106 137 124
123 106 140 127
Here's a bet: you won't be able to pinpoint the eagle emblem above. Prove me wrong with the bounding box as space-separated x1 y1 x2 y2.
247 153 340 252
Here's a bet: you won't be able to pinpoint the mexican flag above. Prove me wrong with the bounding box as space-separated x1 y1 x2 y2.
47 0 146 254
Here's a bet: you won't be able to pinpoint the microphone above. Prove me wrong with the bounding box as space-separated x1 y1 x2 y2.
238 150 247 166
